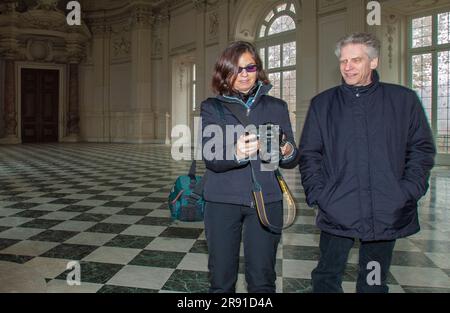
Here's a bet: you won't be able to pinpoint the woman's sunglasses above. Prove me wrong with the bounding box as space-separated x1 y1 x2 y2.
238 64 258 74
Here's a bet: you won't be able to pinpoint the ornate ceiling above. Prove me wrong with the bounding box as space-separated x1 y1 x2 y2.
0 0 177 14
379 0 450 15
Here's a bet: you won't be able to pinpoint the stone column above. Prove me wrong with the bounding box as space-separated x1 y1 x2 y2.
65 40 84 141
90 24 111 142
297 0 318 137
0 30 20 144
194 0 206 108
67 63 80 137
154 7 171 144
4 58 17 138
130 4 154 142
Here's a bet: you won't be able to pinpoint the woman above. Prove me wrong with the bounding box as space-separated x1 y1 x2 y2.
200 41 299 293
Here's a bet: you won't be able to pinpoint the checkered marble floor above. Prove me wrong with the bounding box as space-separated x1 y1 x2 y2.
0 143 449 293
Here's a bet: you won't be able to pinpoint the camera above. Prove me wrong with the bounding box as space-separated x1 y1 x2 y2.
258 123 286 163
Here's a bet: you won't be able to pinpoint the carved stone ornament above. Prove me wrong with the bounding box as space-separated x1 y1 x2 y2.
153 37 162 56
1 1 18 14
240 29 250 38
385 14 398 70
131 5 155 28
179 62 186 90
21 9 67 30
193 0 206 12
154 12 170 27
26 38 54 62
33 0 59 11
412 0 439 8
208 11 219 37
0 36 19 59
90 24 112 36
318 0 346 13
113 37 131 57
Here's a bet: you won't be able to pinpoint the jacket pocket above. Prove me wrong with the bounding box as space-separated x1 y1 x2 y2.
373 170 409 219
316 177 337 210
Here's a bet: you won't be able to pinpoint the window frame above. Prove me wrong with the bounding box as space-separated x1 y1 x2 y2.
256 1 298 133
191 63 197 112
408 7 450 163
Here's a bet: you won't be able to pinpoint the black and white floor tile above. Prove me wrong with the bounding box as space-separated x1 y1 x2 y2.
0 144 449 293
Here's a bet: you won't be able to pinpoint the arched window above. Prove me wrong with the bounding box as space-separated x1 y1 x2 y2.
257 2 297 133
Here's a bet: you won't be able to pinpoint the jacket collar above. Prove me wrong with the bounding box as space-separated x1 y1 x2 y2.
217 81 272 109
340 70 380 97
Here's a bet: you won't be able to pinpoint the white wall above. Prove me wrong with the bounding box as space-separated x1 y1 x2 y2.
170 9 196 51
171 56 190 133
73 0 441 144
205 44 220 97
79 64 105 142
110 63 131 112
318 12 346 92
372 14 407 85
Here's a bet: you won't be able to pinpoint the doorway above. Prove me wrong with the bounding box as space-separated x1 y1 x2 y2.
21 68 59 143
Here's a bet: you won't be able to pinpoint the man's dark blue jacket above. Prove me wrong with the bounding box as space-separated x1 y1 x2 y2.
299 71 436 241
200 83 299 207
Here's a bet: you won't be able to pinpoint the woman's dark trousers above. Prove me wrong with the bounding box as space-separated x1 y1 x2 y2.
204 201 282 293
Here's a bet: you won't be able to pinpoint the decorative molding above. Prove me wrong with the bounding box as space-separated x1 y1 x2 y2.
208 11 219 38
66 40 85 63
113 37 131 58
412 0 439 8
154 12 170 28
239 29 251 39
385 14 399 70
32 0 59 11
178 62 187 91
25 39 54 62
109 23 131 61
130 5 155 29
192 0 220 13
4 59 17 136
318 0 346 15
68 63 80 135
1 1 18 14
206 0 220 10
0 36 19 59
20 10 67 30
380 0 449 15
90 24 112 36
319 0 346 8
153 36 162 56
192 0 206 12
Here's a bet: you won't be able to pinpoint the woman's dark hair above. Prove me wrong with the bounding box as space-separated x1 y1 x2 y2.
211 41 269 95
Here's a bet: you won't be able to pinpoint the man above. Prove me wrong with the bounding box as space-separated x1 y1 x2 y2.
299 32 436 293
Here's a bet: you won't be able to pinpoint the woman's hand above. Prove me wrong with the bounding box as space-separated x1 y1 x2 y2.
236 133 259 161
280 135 293 157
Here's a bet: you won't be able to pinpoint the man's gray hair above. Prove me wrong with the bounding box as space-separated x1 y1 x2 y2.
335 32 381 60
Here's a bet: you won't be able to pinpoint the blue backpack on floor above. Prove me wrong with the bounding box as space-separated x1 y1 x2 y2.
168 161 205 221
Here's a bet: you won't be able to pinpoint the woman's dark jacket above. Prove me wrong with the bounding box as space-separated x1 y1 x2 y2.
200 82 299 206
299 71 436 241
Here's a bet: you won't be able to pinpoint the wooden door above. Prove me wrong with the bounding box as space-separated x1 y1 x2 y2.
21 69 59 143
